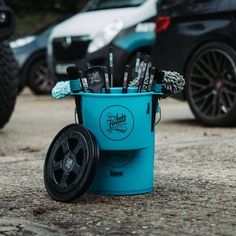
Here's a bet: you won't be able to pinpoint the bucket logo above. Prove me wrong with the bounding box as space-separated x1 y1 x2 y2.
100 105 134 141
106 112 127 133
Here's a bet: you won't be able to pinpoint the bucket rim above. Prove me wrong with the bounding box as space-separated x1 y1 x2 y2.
71 87 162 98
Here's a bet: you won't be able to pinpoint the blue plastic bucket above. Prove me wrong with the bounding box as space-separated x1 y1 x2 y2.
76 88 160 195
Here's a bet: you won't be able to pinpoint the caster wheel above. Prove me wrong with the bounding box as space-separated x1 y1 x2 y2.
44 124 99 202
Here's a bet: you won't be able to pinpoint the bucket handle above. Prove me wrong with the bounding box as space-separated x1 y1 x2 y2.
74 95 83 124
155 106 161 126
151 94 162 132
151 94 158 132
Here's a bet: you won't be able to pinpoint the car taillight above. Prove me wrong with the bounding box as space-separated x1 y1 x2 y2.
156 16 171 33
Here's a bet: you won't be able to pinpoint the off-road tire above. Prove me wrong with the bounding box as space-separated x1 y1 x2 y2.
0 41 18 128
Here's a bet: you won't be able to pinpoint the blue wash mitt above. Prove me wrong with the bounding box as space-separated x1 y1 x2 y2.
51 81 71 99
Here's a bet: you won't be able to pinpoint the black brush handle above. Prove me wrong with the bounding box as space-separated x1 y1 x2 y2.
79 71 89 92
109 47 114 87
122 65 130 93
67 66 79 80
133 52 141 80
86 62 91 69
137 55 149 93
147 67 156 92
104 67 111 93
155 70 165 84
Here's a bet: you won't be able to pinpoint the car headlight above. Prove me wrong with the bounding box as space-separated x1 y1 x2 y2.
88 19 124 53
10 36 36 48
135 22 156 32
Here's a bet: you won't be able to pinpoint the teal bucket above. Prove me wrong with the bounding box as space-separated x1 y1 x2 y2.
74 87 161 195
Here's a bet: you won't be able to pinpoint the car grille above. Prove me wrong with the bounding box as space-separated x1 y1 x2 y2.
53 36 91 61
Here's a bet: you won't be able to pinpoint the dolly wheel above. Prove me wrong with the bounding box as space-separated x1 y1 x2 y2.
44 124 99 202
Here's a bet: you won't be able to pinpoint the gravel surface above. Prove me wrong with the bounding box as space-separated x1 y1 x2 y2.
0 92 236 235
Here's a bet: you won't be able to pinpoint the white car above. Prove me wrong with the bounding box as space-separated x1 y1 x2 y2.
48 0 157 85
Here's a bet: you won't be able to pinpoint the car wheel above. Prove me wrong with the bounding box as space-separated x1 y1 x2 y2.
0 41 18 128
186 42 236 126
27 57 55 95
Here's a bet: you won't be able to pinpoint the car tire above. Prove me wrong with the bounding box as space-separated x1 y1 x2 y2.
27 56 55 95
186 42 236 126
0 41 18 129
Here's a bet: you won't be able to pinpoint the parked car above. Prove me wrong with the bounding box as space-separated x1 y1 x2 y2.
152 0 236 127
10 19 66 94
0 1 18 129
48 0 157 85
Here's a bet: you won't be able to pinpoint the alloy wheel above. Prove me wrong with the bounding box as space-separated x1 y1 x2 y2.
188 48 236 120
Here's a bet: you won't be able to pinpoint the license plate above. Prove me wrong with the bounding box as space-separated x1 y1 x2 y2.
55 63 76 74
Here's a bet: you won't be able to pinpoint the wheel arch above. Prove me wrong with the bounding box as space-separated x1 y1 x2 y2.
20 49 47 85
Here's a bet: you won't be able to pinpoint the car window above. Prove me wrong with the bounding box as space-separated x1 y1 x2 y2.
84 0 146 11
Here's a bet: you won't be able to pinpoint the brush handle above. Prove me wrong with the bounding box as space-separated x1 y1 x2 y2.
122 65 130 93
104 67 111 93
81 78 89 92
147 67 156 92
67 66 79 80
86 62 91 69
109 47 114 87
134 52 141 80
137 55 149 93
79 71 88 92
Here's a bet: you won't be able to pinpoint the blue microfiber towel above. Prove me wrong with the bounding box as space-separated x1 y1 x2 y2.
51 81 71 99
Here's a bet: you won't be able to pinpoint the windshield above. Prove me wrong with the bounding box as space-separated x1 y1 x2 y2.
84 0 146 11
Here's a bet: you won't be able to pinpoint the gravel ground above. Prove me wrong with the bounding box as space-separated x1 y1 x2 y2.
0 92 236 235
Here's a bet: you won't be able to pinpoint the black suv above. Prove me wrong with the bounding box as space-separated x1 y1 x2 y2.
152 0 236 126
0 0 18 128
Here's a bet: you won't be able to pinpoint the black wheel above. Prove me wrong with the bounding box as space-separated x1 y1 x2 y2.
44 124 99 202
186 42 236 126
27 57 55 95
0 41 18 129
